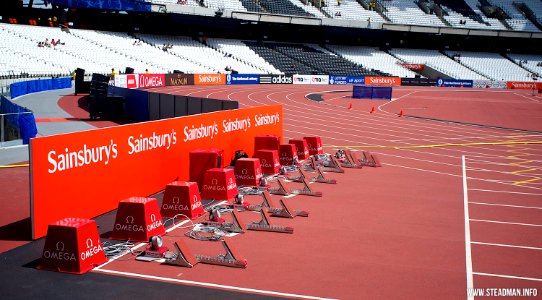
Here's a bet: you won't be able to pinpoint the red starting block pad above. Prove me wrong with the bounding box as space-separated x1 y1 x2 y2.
303 136 323 155
110 197 165 241
234 158 263 186
189 148 224 190
161 181 204 219
253 150 280 175
254 134 280 152
38 218 107 274
358 150 382 167
279 144 298 166
201 168 238 200
289 139 309 160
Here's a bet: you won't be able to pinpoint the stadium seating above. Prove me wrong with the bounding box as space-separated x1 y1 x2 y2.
206 38 281 73
257 0 314 17
444 50 533 81
239 0 266 12
326 45 417 78
381 0 446 27
507 53 542 79
322 0 385 22
486 0 539 32
390 48 487 80
203 0 247 12
461 0 506 30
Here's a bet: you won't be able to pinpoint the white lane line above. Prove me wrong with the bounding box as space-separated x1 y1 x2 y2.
469 219 542 227
473 272 542 282
462 155 474 300
93 268 336 300
469 202 542 210
471 241 542 251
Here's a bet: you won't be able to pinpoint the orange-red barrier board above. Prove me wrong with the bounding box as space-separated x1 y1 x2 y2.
30 105 282 239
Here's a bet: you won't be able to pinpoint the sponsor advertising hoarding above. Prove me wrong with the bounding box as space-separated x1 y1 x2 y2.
194 74 226 85
165 74 195 86
364 76 401 86
226 74 260 85
30 105 283 239
436 79 473 88
259 75 293 84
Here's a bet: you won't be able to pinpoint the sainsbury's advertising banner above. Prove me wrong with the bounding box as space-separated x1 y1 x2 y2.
30 105 283 239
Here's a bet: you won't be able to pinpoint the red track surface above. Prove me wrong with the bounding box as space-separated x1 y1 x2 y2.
91 85 542 299
2 85 541 298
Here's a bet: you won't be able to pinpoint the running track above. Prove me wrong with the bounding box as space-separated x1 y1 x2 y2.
92 85 542 299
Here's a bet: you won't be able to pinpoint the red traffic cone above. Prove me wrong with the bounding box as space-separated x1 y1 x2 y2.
348 103 352 110
370 106 375 113
398 110 404 117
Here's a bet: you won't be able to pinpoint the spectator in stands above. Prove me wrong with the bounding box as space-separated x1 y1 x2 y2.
38 41 44 47
335 11 342 17
337 0 341 6
145 69 150 74
111 68 117 77
44 38 51 47
51 39 57 46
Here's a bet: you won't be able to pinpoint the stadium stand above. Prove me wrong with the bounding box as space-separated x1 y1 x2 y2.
390 48 487 80
444 50 534 81
136 34 267 74
441 5 495 30
507 53 542 78
239 0 266 12
433 0 486 24
290 0 328 18
202 0 247 12
244 41 320 74
257 0 315 17
461 0 507 30
326 45 417 78
486 0 539 32
322 0 385 22
381 0 446 27
206 38 281 74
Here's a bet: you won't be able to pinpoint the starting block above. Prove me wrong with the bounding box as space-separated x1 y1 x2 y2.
38 218 107 274
248 210 294 234
268 178 290 196
163 239 199 268
287 167 337 184
290 177 323 197
141 235 169 259
358 150 382 167
269 199 309 218
340 150 363 169
196 240 248 268
205 209 246 233
320 156 345 173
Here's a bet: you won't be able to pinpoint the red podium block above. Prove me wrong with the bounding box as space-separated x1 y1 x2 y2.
161 181 204 219
289 139 309 160
38 218 107 274
253 150 280 175
303 136 323 155
254 134 280 152
190 148 224 190
234 158 263 186
201 168 238 200
279 144 298 166
110 197 165 241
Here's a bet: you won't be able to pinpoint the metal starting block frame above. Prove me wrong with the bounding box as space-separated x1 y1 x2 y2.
290 177 323 197
358 150 382 167
197 239 248 268
339 150 363 169
204 209 246 233
164 239 247 268
269 199 309 218
163 240 198 268
287 167 337 184
248 210 294 234
268 178 290 196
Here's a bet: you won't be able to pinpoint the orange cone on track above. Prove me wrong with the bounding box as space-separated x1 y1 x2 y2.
398 110 404 117
370 106 375 113
348 103 352 110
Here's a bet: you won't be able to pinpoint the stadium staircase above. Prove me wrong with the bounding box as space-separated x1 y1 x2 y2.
439 50 489 80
